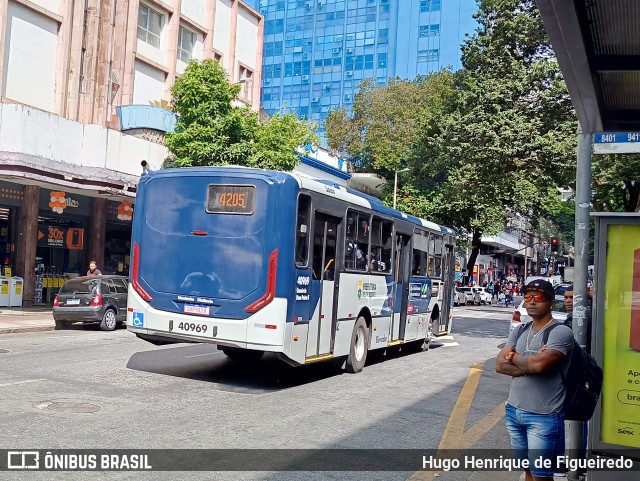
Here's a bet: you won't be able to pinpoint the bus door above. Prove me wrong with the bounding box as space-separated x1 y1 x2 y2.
392 234 411 341
437 241 455 334
306 212 340 358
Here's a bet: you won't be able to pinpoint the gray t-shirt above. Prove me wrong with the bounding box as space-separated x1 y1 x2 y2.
505 321 574 414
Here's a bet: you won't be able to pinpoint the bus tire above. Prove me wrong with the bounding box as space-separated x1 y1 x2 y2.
222 347 264 361
345 316 369 373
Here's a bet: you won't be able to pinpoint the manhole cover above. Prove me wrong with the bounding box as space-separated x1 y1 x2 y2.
0 349 8 353
35 401 102 413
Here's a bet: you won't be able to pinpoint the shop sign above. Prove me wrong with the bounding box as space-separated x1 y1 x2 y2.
599 223 640 448
37 225 84 250
48 191 80 214
39 191 92 217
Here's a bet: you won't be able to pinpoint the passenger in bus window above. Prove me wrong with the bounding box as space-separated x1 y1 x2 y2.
355 246 367 270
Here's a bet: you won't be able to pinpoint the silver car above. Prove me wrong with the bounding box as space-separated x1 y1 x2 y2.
508 295 569 335
454 287 474 306
472 287 492 305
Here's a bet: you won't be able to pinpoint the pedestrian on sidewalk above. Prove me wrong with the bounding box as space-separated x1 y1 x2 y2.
496 279 574 481
87 260 102 277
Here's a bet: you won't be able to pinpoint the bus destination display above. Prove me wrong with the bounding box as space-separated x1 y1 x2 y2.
207 185 256 214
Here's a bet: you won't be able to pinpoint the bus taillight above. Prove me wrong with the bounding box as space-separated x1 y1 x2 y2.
132 241 153 302
245 249 278 313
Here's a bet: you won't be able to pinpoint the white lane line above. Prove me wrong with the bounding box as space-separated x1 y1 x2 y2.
440 342 460 347
185 352 223 358
0 379 46 387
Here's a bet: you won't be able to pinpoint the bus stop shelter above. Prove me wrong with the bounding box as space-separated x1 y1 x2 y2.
536 0 640 133
536 2 640 479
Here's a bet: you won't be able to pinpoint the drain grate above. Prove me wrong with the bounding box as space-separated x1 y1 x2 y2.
35 401 102 413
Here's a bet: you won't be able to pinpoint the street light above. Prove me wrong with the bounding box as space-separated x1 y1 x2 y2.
393 168 410 210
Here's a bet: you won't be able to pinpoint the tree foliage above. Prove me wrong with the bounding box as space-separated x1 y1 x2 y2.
325 74 456 176
165 59 317 170
591 154 640 212
325 0 578 281
422 0 576 276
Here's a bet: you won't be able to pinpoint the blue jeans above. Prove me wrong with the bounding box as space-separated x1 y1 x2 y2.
505 403 565 478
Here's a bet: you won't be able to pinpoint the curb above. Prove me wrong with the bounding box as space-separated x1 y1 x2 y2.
0 326 55 335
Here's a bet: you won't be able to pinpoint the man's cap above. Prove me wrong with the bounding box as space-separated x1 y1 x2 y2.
523 279 554 300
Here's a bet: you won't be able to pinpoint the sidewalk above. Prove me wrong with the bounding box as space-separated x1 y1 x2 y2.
0 307 55 334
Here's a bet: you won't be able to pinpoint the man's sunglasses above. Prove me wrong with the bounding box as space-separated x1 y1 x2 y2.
523 294 550 302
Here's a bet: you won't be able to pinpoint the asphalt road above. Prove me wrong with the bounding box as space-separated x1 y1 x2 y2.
0 305 516 481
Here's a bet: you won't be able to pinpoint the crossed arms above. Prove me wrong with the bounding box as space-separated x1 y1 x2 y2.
495 344 565 377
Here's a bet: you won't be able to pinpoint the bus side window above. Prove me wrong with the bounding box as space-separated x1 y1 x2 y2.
295 195 311 266
428 235 443 278
345 211 369 271
412 230 429 276
370 217 392 273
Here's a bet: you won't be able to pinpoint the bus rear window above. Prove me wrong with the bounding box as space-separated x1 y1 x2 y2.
206 185 256 214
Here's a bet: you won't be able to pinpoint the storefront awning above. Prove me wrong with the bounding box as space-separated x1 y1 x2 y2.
0 152 138 200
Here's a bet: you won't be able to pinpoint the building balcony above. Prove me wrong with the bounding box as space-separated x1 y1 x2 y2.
481 231 520 251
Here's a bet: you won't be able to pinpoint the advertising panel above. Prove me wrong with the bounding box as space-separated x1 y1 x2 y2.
37 225 84 250
600 224 640 448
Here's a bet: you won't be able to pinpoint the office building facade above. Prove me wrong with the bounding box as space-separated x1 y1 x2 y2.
246 0 477 137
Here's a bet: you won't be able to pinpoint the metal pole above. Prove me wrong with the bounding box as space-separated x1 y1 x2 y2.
567 124 592 481
393 169 399 210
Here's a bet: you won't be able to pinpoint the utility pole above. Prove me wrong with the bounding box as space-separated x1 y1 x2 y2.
567 124 592 481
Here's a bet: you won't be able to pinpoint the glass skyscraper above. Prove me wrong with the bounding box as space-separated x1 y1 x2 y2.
246 0 477 138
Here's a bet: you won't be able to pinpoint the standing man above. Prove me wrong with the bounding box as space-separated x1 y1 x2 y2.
87 260 102 277
496 279 574 481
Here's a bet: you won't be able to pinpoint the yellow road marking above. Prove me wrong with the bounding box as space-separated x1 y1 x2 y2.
406 362 506 481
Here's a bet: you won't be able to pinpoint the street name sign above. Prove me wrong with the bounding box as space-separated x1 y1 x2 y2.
593 132 640 154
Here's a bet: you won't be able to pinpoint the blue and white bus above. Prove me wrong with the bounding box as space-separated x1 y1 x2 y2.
127 167 455 373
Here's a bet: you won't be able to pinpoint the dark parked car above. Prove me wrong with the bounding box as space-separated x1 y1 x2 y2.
53 275 128 331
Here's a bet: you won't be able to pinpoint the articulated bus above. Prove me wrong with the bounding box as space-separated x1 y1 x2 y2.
127 167 456 373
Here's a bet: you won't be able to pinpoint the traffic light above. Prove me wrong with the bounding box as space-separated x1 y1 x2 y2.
550 237 559 253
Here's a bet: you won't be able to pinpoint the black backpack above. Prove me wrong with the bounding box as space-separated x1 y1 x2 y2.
516 322 603 421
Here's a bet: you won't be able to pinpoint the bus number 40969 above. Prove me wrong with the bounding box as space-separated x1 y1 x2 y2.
178 322 208 333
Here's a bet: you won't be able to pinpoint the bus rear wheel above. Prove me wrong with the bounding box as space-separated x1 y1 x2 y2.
221 347 264 361
346 316 369 373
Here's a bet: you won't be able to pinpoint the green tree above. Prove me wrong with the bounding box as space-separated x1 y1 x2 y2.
165 59 317 170
325 73 456 176
591 154 640 212
417 0 576 280
249 112 318 171
326 1 578 283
